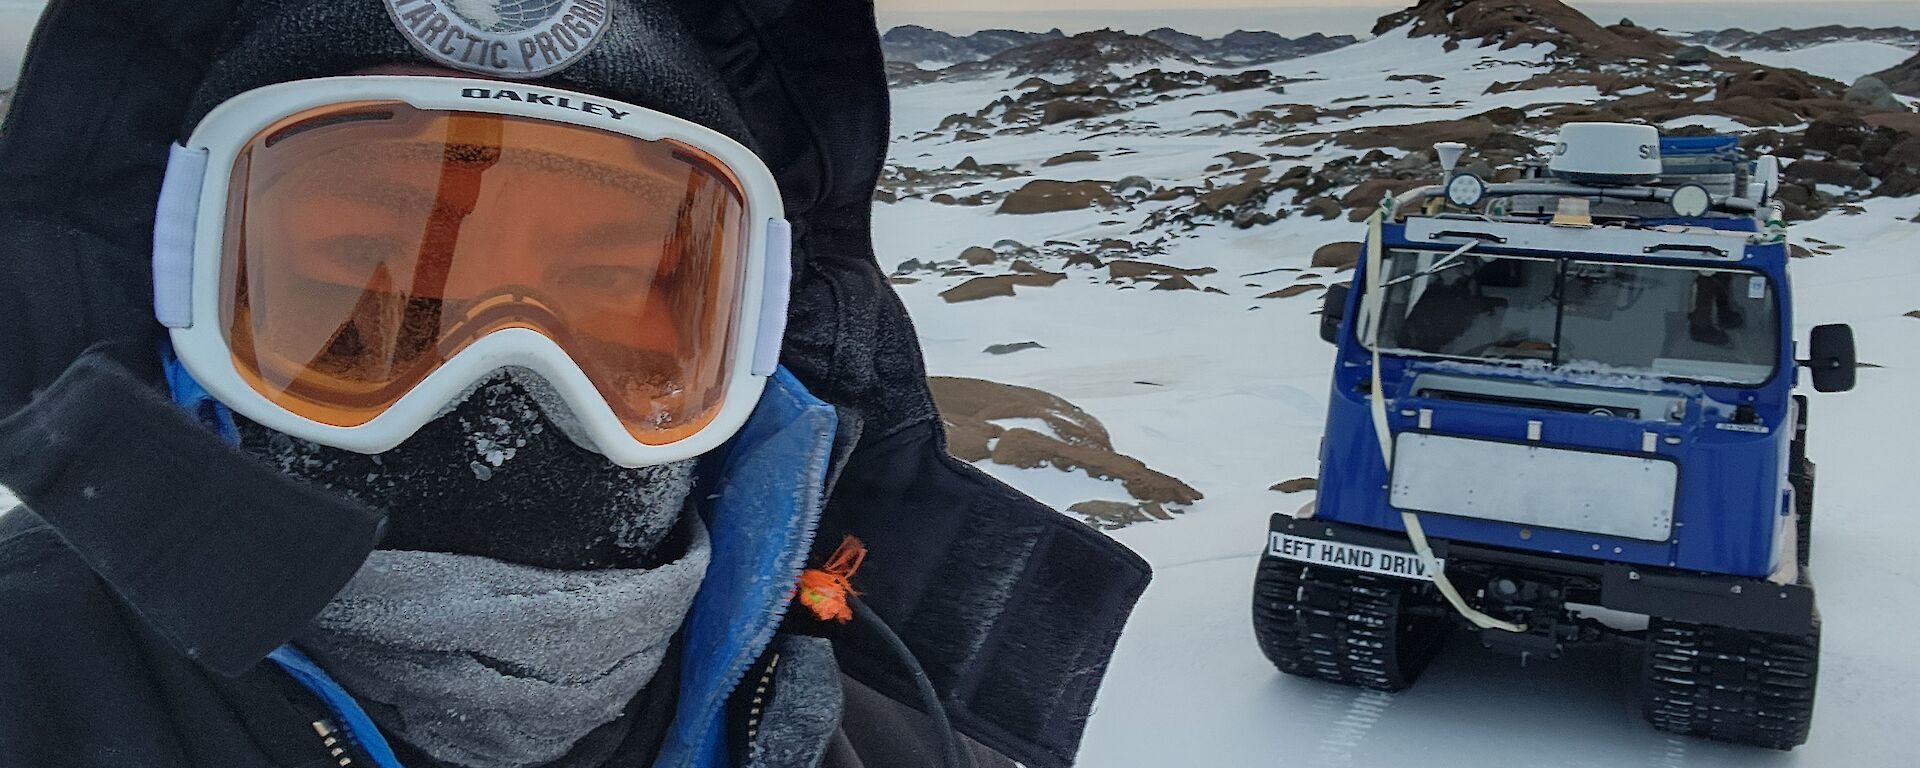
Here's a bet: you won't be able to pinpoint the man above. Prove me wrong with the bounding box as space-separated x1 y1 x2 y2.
0 2 1150 767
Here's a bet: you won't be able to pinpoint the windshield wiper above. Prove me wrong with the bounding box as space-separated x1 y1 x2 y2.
1380 241 1478 289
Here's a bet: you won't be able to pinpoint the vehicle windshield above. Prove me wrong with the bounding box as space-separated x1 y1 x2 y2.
1366 249 1779 385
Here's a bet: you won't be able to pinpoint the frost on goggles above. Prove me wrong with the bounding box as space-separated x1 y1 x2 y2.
219 101 750 445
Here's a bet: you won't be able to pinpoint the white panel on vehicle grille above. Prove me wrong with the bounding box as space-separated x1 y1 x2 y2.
1390 433 1676 541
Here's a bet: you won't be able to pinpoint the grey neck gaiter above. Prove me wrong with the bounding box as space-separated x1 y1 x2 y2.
301 514 711 768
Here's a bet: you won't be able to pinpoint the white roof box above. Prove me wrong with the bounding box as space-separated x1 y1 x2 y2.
1548 122 1661 185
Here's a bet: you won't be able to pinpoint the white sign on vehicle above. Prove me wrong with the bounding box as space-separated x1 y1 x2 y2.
1267 532 1441 581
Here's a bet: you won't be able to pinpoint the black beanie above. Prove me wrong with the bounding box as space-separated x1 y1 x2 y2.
182 0 753 144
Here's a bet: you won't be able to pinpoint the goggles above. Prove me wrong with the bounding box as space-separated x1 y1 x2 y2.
153 76 791 468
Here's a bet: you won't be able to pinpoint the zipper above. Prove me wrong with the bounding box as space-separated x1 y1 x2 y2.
310 719 358 767
741 651 783 762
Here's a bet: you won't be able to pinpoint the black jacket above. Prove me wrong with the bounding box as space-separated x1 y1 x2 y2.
0 2 1151 767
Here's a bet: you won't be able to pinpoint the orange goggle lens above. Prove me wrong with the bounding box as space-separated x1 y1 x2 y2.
219 101 749 445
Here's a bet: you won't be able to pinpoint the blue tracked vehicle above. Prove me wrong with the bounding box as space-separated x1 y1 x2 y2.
1252 123 1856 750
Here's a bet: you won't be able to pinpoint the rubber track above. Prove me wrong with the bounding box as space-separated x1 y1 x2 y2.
1643 615 1819 750
1252 557 1444 691
1790 459 1815 567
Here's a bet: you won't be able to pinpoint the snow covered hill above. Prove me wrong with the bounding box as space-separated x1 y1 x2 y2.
875 1 1920 765
1706 41 1917 86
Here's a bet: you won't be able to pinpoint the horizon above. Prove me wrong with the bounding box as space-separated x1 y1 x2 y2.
877 1 1914 38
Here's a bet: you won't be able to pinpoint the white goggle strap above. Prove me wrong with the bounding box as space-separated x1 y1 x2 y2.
153 143 210 330
753 218 793 376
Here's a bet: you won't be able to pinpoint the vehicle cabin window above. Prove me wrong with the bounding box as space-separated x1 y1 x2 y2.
1368 248 1778 386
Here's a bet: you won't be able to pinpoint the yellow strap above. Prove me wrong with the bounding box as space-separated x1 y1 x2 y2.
1362 201 1525 634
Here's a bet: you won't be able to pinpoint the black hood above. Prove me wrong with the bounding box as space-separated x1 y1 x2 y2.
0 2 1150 766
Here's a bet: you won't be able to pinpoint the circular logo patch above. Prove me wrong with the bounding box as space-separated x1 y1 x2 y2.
385 0 614 78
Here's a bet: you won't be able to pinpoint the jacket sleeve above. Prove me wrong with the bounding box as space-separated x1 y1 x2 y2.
0 520 193 767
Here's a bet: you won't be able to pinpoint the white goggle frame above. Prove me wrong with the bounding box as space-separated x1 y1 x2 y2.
154 76 791 468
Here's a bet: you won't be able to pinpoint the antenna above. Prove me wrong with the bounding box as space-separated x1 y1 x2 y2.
1435 142 1467 175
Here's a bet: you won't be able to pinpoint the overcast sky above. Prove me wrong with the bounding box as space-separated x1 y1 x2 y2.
878 0 1913 37
2 0 1913 87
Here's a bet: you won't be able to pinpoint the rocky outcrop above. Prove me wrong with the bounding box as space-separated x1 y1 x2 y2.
1684 26 1920 53
1872 52 1920 98
1847 76 1904 110
1270 478 1318 493
1310 242 1364 270
880 25 1066 65
997 180 1117 214
985 30 1193 78
930 376 1201 527
1143 28 1356 64
1259 284 1325 299
1372 0 1680 63
1042 150 1101 166
938 271 1068 303
1108 260 1216 281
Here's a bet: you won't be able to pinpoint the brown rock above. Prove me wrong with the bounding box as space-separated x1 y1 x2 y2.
1153 275 1200 291
941 417 1001 462
984 341 1046 355
1373 0 1680 63
1269 477 1317 493
1311 242 1363 270
992 429 1202 505
938 272 1065 303
1064 252 1105 269
1340 178 1430 209
1716 67 1835 103
1069 500 1176 529
1302 196 1341 219
1220 150 1264 167
960 246 997 266
1042 150 1100 167
1259 284 1325 299
941 276 1017 303
1109 260 1217 280
1805 114 1871 154
929 376 1112 449
1041 99 1109 125
1785 159 1873 189
1198 178 1269 214
1904 310 1920 319
997 180 1117 214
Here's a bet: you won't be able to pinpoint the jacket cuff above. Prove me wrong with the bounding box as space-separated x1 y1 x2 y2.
0 351 384 676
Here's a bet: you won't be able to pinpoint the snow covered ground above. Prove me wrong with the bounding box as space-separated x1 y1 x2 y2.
1705 41 1917 87
877 30 1920 768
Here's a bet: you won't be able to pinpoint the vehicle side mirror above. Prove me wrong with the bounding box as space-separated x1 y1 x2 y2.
1803 324 1856 393
1320 283 1352 344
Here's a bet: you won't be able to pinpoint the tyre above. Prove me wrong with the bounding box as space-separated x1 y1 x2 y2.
1641 605 1819 750
1252 556 1450 691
